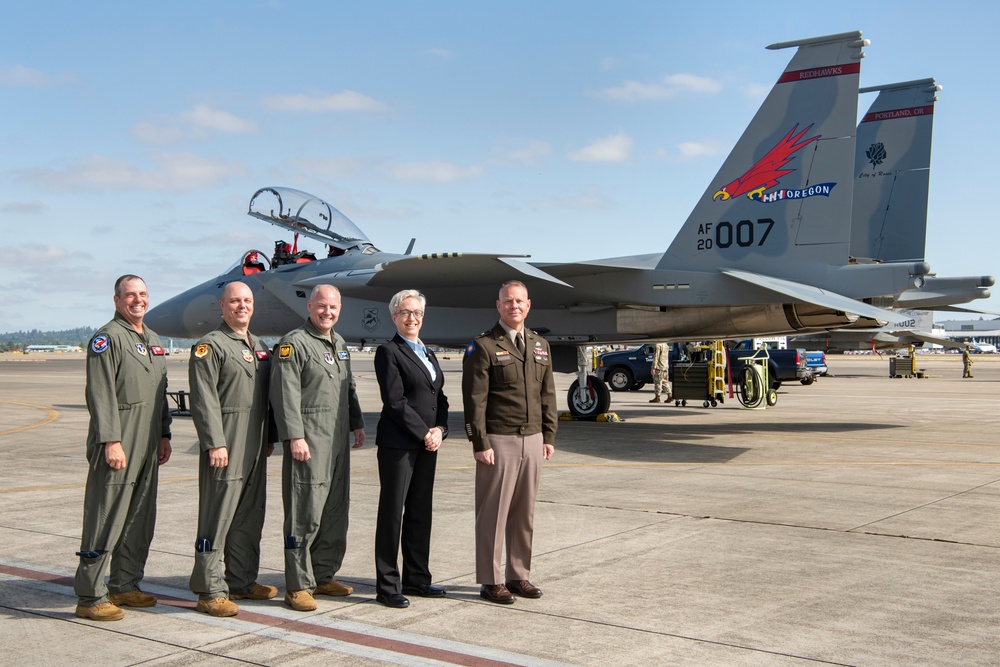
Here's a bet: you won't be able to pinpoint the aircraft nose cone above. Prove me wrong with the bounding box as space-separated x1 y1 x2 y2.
147 289 220 338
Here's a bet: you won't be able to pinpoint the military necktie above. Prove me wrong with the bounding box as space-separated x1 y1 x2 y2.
516 332 525 355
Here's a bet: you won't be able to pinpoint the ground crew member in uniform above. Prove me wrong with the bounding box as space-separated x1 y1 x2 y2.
462 280 557 604
74 275 172 622
188 282 278 617
649 342 672 403
270 284 365 612
963 346 974 378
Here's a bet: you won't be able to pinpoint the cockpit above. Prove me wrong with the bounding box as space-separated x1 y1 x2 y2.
227 186 380 276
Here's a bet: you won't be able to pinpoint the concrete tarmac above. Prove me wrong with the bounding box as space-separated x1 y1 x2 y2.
1 351 998 666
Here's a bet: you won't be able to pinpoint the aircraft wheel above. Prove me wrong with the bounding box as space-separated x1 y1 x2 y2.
711 399 718 407
607 367 634 392
703 400 710 408
567 377 612 418
681 399 687 407
766 390 778 407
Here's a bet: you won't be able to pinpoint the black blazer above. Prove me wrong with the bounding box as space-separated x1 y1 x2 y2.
374 334 449 449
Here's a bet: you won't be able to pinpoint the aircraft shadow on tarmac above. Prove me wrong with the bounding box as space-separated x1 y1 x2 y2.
547 419 902 464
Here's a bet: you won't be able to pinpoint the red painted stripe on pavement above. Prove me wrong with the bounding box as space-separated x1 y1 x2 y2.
2 563 526 667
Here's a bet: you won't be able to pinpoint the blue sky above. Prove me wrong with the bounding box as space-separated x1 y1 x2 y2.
3 1 997 332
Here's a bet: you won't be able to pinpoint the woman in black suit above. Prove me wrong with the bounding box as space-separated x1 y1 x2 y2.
373 289 449 608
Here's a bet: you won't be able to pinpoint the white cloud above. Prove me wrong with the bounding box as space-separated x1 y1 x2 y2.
133 104 258 144
1 201 46 215
180 105 259 133
0 65 71 87
263 90 385 112
677 140 723 160
18 153 249 192
493 140 551 166
596 73 722 102
567 132 633 163
387 161 484 184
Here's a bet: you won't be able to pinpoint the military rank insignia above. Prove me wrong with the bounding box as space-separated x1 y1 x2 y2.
150 346 164 356
194 344 209 359
242 349 253 362
255 349 270 360
278 344 293 360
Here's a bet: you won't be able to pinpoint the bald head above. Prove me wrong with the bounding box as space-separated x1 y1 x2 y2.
220 281 254 334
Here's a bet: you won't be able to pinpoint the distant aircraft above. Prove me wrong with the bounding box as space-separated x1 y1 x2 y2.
148 30 994 416
968 338 998 354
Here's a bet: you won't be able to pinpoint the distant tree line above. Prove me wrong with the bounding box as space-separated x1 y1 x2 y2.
0 327 96 351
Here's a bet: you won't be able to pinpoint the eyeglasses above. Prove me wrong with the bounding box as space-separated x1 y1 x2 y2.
395 309 424 319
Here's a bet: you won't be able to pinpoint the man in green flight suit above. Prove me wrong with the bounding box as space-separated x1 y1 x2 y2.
270 284 365 611
188 281 278 617
74 275 172 622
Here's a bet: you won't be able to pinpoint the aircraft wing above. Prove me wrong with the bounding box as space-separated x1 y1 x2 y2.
895 330 965 349
295 253 572 301
722 268 912 325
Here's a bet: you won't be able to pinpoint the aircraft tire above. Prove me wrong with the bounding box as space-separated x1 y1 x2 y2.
567 377 611 418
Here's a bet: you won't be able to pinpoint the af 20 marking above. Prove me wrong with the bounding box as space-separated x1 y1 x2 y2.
697 218 775 251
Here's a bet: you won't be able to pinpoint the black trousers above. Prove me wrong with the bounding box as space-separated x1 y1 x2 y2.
374 446 437 596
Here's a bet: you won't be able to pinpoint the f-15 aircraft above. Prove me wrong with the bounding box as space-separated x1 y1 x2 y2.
791 77 995 353
147 30 994 416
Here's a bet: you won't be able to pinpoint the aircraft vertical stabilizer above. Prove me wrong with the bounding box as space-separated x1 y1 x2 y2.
661 31 866 273
851 79 939 263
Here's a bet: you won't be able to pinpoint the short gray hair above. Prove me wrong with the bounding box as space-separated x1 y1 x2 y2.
389 289 426 315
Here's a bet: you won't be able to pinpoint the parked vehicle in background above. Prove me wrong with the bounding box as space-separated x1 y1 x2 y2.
596 340 812 392
806 351 829 377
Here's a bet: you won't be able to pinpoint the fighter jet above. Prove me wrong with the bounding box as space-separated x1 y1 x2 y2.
148 30 994 416
792 78 995 353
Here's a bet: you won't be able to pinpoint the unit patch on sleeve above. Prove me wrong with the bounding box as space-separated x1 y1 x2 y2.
194 344 210 359
277 344 293 360
90 334 110 354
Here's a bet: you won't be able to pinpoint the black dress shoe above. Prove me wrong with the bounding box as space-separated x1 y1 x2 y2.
402 583 446 598
479 584 515 604
375 593 410 608
505 580 542 598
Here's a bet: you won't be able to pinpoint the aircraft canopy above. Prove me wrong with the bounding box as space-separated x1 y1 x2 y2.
248 186 372 250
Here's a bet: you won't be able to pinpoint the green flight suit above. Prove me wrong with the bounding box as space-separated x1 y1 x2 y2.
188 323 274 600
270 321 364 591
74 312 171 607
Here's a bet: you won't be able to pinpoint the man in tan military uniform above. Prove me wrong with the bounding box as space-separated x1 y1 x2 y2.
462 280 557 604
649 342 672 403
188 282 277 617
963 347 974 378
270 285 365 611
74 275 172 621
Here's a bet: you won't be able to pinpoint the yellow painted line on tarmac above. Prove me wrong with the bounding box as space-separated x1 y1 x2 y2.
0 400 58 436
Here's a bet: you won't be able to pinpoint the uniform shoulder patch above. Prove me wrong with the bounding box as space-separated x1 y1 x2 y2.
194 343 210 359
90 334 110 354
465 341 477 355
278 343 293 360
